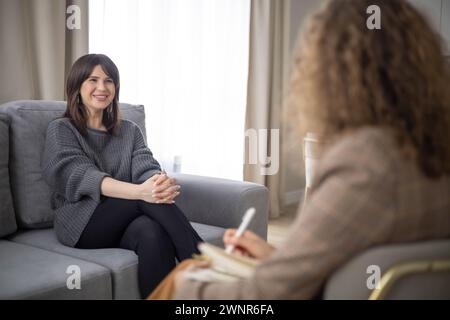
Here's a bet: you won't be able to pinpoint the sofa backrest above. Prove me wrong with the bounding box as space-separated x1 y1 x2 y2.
0 100 147 229
0 114 17 237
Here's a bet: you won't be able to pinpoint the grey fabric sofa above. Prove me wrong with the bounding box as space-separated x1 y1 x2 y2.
0 100 269 300
323 238 450 299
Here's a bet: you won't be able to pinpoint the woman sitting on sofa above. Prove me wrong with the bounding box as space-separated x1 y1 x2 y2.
149 0 450 299
42 53 202 298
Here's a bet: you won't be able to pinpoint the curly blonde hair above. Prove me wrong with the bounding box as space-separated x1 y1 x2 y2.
290 0 450 178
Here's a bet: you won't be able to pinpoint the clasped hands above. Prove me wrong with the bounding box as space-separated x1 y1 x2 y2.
139 170 181 204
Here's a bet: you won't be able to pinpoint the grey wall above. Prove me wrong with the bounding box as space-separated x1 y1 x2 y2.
443 0 450 54
408 0 450 54
289 0 323 54
281 0 325 206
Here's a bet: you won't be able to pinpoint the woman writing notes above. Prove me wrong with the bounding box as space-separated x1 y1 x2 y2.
42 54 202 298
150 0 450 299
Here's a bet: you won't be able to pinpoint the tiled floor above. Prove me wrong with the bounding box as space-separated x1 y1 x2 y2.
267 204 299 248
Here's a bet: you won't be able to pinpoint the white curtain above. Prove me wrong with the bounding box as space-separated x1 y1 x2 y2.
89 0 250 180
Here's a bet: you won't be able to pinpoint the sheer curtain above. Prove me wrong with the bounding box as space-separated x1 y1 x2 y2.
89 0 250 180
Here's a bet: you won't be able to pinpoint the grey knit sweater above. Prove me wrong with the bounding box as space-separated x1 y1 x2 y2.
42 118 161 247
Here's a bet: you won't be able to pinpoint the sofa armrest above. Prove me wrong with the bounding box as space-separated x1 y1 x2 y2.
172 173 269 240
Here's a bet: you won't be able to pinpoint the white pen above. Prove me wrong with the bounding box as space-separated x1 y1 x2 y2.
225 207 256 254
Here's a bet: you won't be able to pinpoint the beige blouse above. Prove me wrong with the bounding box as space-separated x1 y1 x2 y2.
175 127 450 299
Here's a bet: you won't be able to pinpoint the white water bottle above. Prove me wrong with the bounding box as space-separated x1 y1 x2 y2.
173 155 182 173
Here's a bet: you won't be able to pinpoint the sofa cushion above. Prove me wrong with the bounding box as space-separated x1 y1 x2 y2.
0 240 112 299
0 114 17 237
8 228 140 299
0 100 147 228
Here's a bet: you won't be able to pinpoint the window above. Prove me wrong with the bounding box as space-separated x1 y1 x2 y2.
89 0 250 180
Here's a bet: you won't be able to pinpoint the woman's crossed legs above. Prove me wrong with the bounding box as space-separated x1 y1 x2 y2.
76 197 202 297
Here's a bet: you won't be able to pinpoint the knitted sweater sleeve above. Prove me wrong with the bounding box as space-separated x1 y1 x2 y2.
42 121 110 203
131 124 161 184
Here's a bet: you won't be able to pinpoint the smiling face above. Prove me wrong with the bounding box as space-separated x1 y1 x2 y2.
79 65 116 117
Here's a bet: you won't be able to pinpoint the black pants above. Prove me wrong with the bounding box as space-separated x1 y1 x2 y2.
75 197 203 298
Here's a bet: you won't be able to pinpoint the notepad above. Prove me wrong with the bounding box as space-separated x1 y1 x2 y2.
185 242 260 282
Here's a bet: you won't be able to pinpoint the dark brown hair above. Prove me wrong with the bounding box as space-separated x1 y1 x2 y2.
290 0 450 178
64 54 121 136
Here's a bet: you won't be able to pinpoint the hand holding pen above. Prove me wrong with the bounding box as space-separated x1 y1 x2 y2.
225 208 256 254
223 208 275 260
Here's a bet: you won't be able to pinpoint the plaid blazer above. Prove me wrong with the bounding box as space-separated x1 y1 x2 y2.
175 127 450 299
